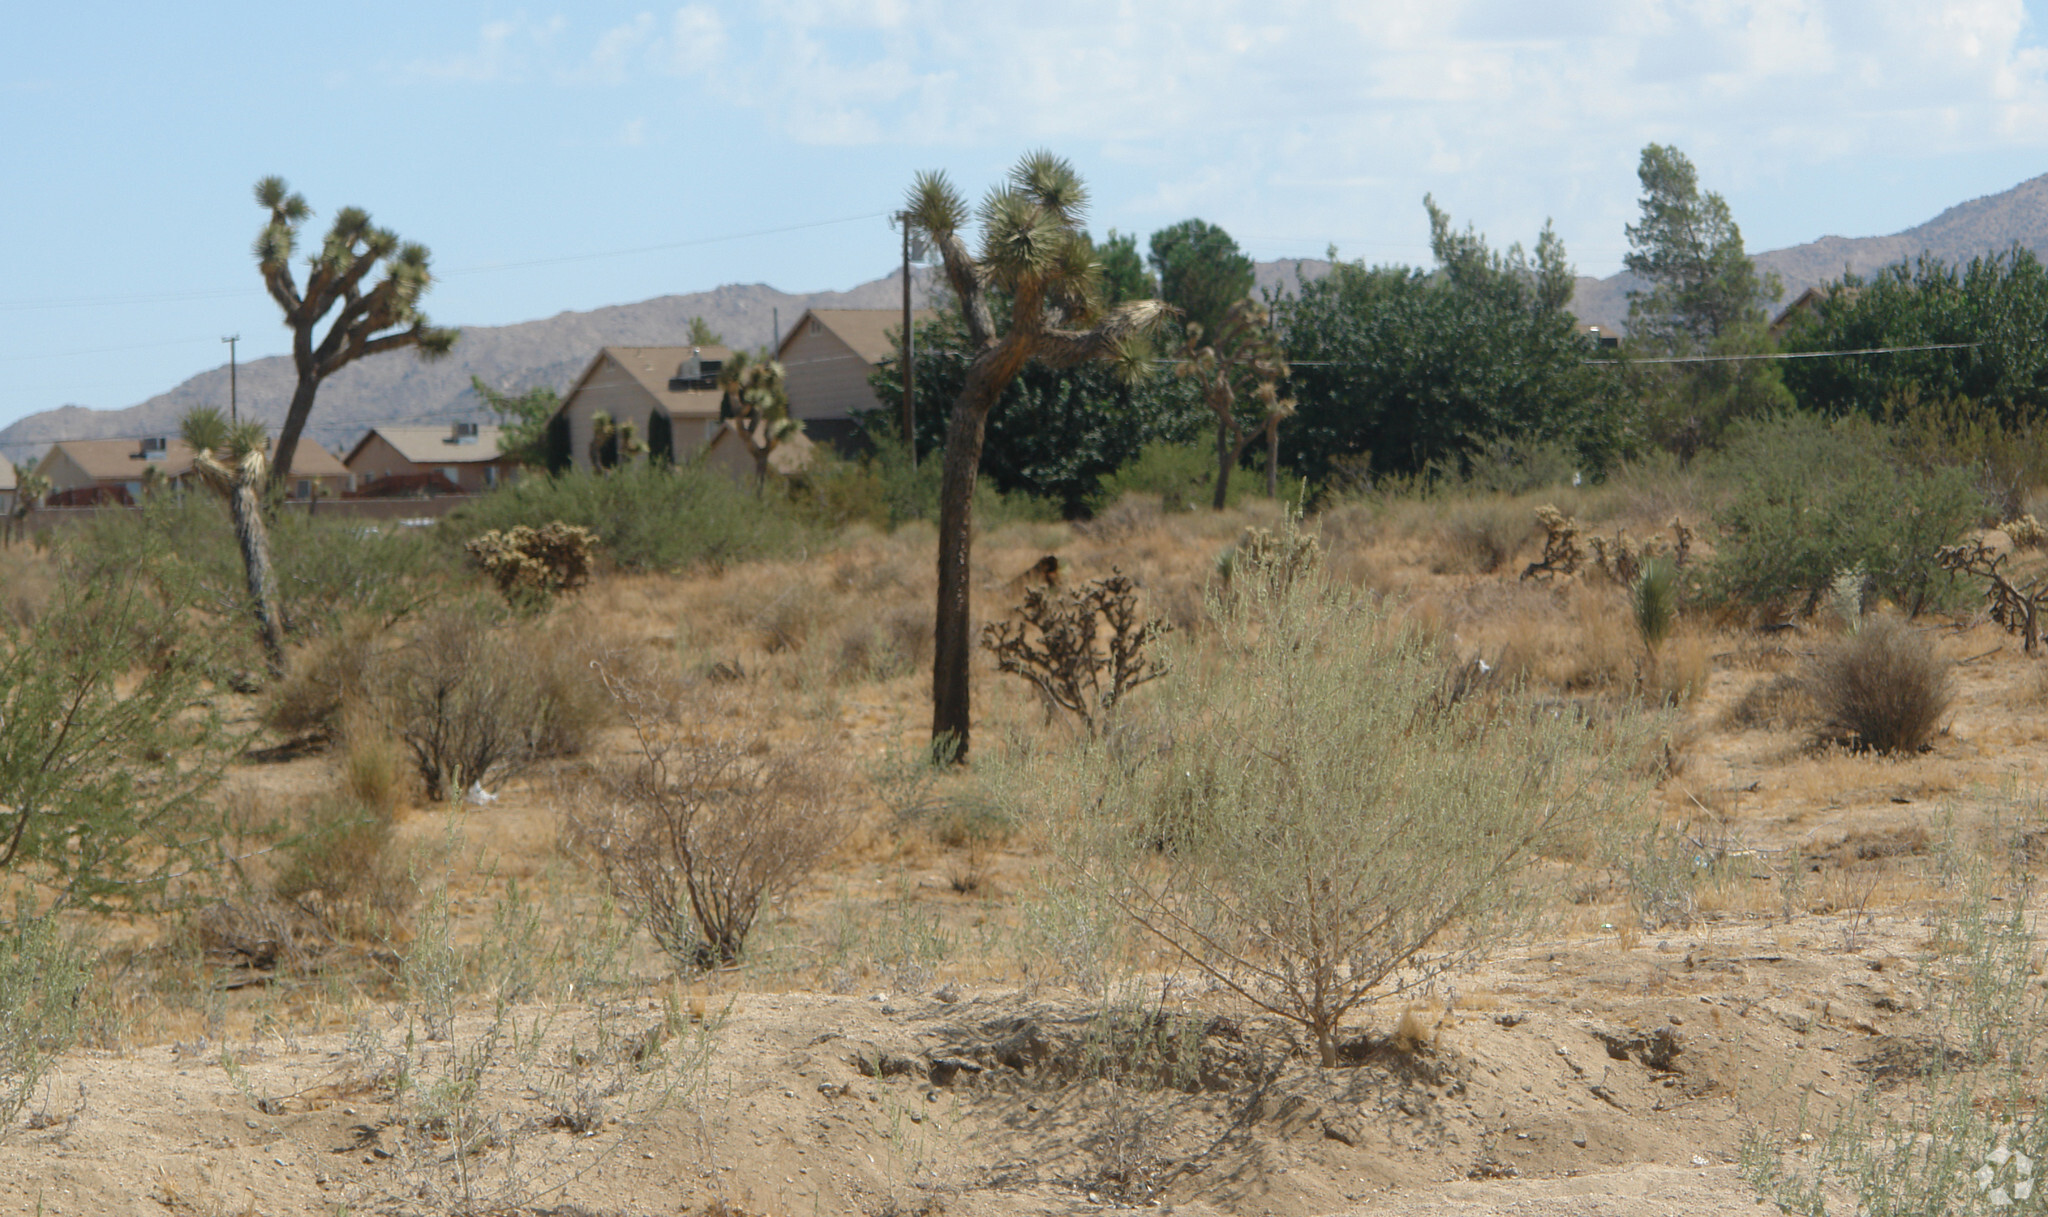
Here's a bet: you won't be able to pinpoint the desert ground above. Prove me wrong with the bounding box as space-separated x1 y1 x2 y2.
1 483 2042 1217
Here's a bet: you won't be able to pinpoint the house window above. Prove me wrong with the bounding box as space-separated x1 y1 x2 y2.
441 467 460 488
295 480 311 500
484 466 498 489
810 318 823 335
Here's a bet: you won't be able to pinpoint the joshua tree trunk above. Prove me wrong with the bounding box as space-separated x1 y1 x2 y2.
230 480 287 677
1267 422 1281 498
931 348 1029 758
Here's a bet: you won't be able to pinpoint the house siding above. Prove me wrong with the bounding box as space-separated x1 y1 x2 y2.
560 354 721 472
781 323 891 423
345 432 518 494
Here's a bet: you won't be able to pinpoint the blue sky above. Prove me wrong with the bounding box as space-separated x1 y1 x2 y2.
7 0 2048 431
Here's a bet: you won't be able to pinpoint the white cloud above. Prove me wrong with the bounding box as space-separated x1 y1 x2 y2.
405 16 566 83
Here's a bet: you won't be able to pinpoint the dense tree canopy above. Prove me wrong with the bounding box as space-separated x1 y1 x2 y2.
1097 230 1157 307
1278 202 1623 485
1150 219 1256 342
1779 249 2048 425
866 310 1206 514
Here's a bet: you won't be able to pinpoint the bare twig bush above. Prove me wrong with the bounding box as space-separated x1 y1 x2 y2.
1804 615 1953 754
981 569 1171 734
381 609 598 800
1520 504 1583 580
570 672 848 971
1035 517 1654 1067
464 522 598 611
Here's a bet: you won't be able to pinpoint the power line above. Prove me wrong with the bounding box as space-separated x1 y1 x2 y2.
1592 341 1981 365
0 210 894 315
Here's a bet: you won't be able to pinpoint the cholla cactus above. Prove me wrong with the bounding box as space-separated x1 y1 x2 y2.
1217 523 1322 593
466 523 599 609
1521 504 1583 580
2005 514 2046 550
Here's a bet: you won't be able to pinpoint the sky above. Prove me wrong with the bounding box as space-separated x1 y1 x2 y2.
7 0 2048 432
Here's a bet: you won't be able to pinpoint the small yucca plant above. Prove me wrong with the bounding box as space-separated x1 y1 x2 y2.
1631 557 1679 656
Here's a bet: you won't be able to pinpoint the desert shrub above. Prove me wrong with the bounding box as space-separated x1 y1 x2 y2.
1804 616 1952 754
1093 442 1223 513
1632 557 1679 654
381 608 597 800
1436 435 1582 496
262 613 383 741
1706 413 1980 615
1430 497 1536 575
272 794 407 934
445 463 809 572
464 522 598 610
0 566 229 911
571 673 848 970
0 908 90 1126
66 495 457 666
1216 523 1322 593
835 604 930 681
1036 518 1653 1065
981 569 1172 734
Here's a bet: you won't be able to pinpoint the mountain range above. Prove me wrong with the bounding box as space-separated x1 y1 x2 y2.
7 171 2048 466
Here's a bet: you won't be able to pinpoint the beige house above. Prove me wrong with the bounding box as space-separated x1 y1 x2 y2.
702 420 817 484
553 346 732 473
38 436 350 505
775 308 935 450
345 423 522 495
0 454 14 517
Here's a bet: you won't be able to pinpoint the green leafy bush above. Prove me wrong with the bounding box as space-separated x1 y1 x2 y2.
1706 414 1980 614
0 566 228 912
444 463 810 572
1093 441 1226 513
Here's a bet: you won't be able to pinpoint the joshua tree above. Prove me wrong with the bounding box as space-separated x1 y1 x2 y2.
902 151 1169 759
587 411 644 471
1176 298 1293 508
180 407 286 677
6 466 49 548
253 176 458 493
716 350 800 491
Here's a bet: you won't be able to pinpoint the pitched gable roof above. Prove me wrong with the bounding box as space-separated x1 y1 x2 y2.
777 309 937 366
45 436 347 481
346 425 510 467
563 346 734 418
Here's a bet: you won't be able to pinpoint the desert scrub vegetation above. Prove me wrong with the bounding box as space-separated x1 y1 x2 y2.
1706 413 1981 615
1804 615 1954 754
445 462 811 572
981 568 1171 734
464 521 598 611
1020 520 1657 1066
0 565 230 911
569 671 850 971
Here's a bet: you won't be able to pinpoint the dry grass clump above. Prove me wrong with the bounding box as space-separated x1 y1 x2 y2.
1804 616 1953 754
1723 673 1816 731
263 614 383 741
1430 498 1535 575
834 604 931 682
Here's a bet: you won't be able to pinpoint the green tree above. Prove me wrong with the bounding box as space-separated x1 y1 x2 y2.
716 350 800 491
471 377 561 470
1280 203 1623 485
901 151 1169 759
687 316 724 346
253 176 458 492
5 459 47 548
1780 250 2048 424
864 310 1207 515
1623 144 1779 348
180 407 286 677
1097 229 1156 306
1149 218 1255 343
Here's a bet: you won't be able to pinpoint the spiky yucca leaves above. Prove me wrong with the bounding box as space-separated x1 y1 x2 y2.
253 176 458 494
181 407 286 677
716 351 800 492
1176 297 1294 508
906 151 1172 759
